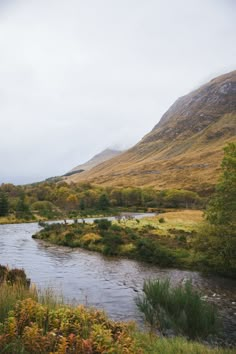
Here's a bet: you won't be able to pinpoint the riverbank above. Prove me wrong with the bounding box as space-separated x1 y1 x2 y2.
32 210 205 270
0 267 234 353
0 209 157 225
33 209 236 279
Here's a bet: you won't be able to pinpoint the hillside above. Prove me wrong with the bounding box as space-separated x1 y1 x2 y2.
67 71 236 192
64 148 122 177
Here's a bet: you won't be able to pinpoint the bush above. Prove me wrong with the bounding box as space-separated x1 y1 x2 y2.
94 218 112 230
102 233 123 256
0 299 139 353
6 268 29 287
136 279 219 339
159 217 165 223
194 223 236 277
136 239 175 266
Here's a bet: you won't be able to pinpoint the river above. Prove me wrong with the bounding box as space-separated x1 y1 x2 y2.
0 220 235 344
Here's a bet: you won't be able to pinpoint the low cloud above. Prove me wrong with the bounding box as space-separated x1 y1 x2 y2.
0 0 235 184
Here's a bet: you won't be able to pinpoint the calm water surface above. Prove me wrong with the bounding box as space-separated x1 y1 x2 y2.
0 221 235 342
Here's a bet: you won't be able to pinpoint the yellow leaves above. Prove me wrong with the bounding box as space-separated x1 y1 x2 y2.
120 243 136 254
56 336 68 354
80 233 102 245
22 323 44 352
4 314 17 338
0 297 139 353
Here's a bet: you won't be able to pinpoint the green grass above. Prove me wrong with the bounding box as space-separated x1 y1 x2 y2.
136 335 235 354
136 279 219 339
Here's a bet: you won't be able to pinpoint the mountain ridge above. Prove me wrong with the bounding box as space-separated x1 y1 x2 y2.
67 71 236 191
64 148 122 177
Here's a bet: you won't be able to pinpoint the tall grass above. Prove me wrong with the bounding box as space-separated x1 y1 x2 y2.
0 281 37 323
136 279 219 339
0 282 63 324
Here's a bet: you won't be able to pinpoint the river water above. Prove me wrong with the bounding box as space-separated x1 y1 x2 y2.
0 220 235 344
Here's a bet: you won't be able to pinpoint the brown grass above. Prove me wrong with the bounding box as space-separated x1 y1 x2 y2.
157 210 203 223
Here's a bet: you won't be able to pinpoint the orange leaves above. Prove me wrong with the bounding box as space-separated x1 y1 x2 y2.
0 298 139 353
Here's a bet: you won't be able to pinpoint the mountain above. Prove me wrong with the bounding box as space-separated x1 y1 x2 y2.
64 148 122 177
67 71 236 192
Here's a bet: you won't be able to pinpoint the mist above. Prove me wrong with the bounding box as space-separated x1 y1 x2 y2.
0 0 235 184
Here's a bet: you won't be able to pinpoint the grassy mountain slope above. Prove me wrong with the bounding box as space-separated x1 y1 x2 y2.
67 71 236 192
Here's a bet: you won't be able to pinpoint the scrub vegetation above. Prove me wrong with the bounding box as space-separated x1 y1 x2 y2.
0 266 233 354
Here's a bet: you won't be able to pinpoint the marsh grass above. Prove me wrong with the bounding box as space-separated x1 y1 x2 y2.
136 279 219 339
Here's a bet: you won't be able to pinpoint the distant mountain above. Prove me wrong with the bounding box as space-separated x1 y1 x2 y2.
67 71 236 192
64 148 122 177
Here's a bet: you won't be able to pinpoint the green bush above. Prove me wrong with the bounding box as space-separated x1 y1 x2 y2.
136 279 219 339
136 239 175 266
94 218 112 230
102 233 123 256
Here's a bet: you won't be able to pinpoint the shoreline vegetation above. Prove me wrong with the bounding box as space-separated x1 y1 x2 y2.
0 266 234 353
33 210 200 269
32 210 235 278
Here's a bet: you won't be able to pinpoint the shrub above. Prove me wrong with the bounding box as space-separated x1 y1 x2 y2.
64 232 76 246
136 239 175 266
94 219 112 230
6 268 29 286
102 233 123 256
80 233 102 245
0 298 139 353
136 278 219 339
159 217 165 223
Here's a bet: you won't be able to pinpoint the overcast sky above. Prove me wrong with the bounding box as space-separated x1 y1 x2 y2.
0 0 235 184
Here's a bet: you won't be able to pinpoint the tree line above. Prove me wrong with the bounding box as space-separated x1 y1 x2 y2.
0 181 204 220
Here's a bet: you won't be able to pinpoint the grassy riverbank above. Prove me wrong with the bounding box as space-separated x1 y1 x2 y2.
33 210 206 269
33 209 236 278
0 267 234 354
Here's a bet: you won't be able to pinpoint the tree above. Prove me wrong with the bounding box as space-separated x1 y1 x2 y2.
196 143 236 276
206 142 236 226
97 194 110 210
0 192 9 216
16 194 31 219
164 189 201 208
